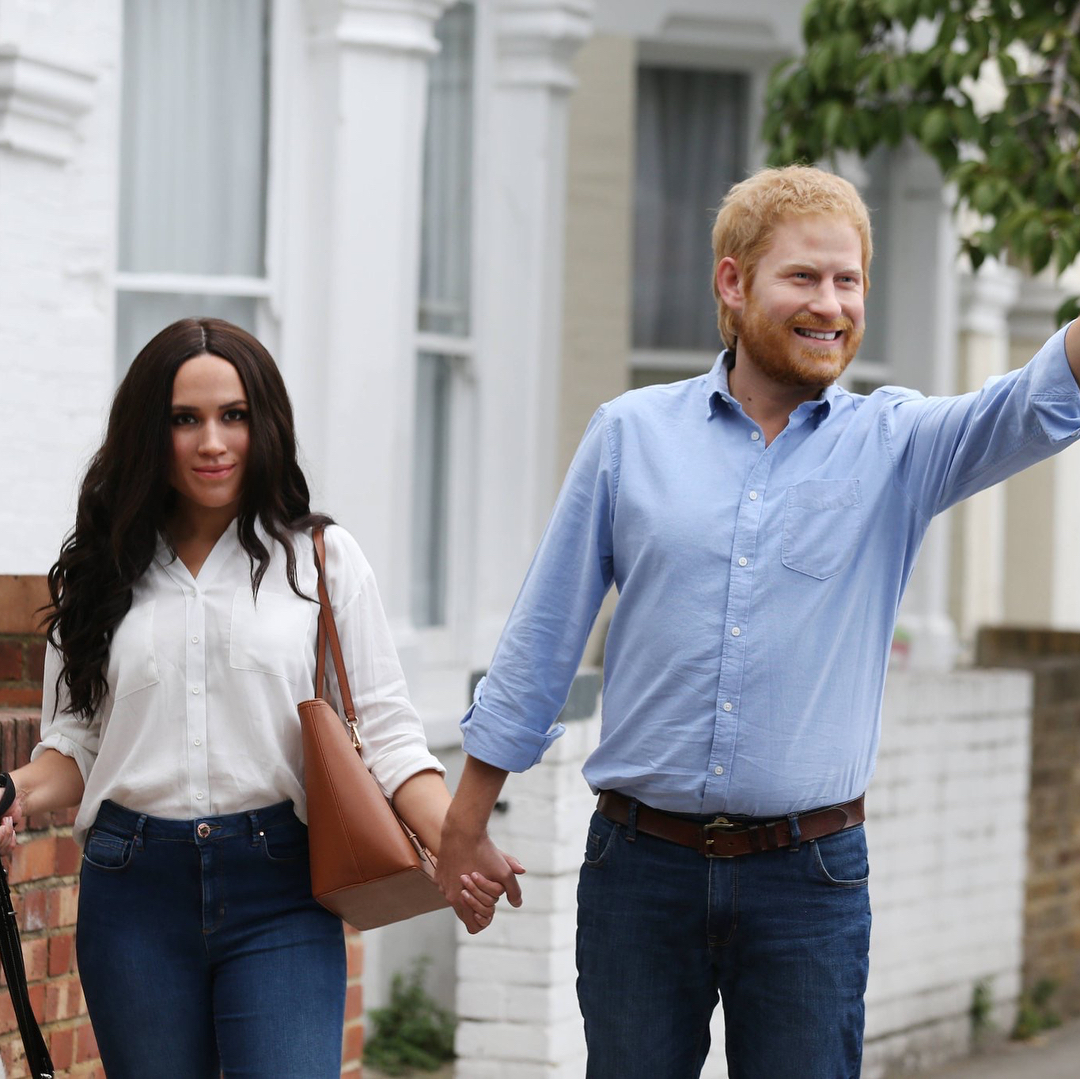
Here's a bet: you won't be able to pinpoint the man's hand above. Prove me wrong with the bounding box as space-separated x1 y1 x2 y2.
437 824 526 933
437 755 523 934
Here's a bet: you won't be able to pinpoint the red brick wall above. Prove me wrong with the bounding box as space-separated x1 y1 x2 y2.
0 576 365 1076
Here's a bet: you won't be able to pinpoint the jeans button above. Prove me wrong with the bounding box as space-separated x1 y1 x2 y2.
197 823 211 839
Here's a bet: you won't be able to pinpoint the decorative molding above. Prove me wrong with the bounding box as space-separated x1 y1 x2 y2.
308 0 451 57
958 261 1021 336
0 45 96 163
497 0 594 91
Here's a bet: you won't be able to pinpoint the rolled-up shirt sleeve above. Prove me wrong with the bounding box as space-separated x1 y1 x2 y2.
461 405 617 772
31 641 101 783
322 526 445 798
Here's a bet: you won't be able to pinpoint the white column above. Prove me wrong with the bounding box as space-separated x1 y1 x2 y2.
284 0 450 641
1003 278 1080 628
889 144 961 671
470 0 594 660
950 263 1021 649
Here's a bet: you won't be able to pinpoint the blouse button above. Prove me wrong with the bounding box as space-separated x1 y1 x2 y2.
192 686 201 695
191 636 199 644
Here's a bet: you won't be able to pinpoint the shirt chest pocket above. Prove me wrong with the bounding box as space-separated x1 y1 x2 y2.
781 479 863 581
110 601 160 701
229 588 315 684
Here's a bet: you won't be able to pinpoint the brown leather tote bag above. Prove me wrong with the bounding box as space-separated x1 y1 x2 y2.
298 529 448 930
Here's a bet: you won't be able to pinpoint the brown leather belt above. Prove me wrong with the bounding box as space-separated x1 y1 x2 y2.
596 790 865 858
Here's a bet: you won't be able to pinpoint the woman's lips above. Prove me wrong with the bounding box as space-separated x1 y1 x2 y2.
194 465 235 479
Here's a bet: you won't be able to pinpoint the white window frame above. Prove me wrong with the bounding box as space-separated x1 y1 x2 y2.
411 0 486 669
113 0 285 370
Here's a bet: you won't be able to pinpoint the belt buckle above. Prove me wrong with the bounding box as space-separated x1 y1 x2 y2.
703 815 745 858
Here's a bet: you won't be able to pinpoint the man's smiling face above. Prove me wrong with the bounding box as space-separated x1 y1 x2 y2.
730 214 866 391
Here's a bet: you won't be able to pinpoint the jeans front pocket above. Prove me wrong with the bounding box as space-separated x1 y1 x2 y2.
260 819 310 863
583 811 621 869
82 827 136 872
782 479 863 580
811 825 869 888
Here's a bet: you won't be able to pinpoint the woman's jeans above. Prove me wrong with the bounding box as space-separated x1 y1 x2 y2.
577 807 872 1079
76 800 346 1079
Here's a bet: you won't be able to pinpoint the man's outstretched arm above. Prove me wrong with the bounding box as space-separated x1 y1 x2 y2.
437 755 525 933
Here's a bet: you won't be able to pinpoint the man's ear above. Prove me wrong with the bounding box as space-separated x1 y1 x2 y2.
715 257 745 312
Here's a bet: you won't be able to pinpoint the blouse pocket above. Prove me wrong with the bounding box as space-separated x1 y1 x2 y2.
781 479 863 581
229 588 315 684
110 601 160 701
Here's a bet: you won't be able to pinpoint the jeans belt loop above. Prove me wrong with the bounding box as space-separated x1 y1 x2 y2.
134 812 147 850
248 810 262 846
626 800 638 843
787 812 802 852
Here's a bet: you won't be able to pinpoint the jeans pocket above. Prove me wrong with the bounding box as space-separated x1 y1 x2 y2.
811 825 869 887
82 828 135 872
583 812 621 869
260 821 310 863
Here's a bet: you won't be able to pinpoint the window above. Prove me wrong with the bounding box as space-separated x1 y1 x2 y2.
411 2 475 630
116 0 271 374
632 65 749 384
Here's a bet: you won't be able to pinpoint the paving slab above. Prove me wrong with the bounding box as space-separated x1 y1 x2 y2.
911 1020 1080 1078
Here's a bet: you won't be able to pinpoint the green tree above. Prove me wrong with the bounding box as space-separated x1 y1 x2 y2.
764 0 1080 324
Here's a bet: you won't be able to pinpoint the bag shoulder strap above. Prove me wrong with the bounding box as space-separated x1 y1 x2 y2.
312 528 357 723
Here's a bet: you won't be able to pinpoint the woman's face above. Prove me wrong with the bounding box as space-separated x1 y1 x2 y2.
168 353 250 521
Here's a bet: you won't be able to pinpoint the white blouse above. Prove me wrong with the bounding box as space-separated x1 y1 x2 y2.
34 522 444 844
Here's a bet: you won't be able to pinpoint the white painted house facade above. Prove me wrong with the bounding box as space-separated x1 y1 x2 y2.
2 1 1077 1075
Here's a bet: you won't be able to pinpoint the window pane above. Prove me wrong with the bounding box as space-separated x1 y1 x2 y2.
119 0 270 276
116 293 258 377
633 67 749 351
411 354 454 627
417 4 474 337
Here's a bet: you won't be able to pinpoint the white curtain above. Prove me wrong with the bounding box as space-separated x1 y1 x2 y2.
119 0 269 277
412 4 475 628
633 67 749 351
417 3 474 337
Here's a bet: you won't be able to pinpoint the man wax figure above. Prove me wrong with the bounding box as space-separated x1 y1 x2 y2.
436 164 1080 1079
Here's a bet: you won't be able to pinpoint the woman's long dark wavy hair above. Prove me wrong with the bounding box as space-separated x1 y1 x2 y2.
47 317 330 719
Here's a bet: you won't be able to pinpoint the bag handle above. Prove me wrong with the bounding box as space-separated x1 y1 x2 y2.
0 774 55 1079
312 529 361 745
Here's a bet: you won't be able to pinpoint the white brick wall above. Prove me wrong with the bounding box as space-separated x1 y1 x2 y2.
0 2 121 574
455 666 1033 1078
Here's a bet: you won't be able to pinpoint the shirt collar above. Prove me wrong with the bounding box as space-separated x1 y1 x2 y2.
705 349 839 420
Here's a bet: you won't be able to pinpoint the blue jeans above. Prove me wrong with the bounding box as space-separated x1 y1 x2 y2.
576 807 871 1079
76 800 346 1079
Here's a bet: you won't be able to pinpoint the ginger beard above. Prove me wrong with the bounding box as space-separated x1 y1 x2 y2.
735 293 864 391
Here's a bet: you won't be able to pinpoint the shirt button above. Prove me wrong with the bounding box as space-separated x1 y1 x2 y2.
194 738 202 746
714 766 724 776
731 626 741 637
748 491 758 501
738 557 748 567
195 791 205 800
750 431 761 441
192 686 201 695
723 701 733 712
191 635 199 644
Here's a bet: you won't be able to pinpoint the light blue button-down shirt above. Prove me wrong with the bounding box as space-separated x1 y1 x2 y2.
462 326 1080 816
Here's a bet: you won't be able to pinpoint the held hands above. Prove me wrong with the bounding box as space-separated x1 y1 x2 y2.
437 825 526 935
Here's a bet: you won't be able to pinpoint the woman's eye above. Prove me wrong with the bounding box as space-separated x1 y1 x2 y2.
224 409 249 423
171 413 196 426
